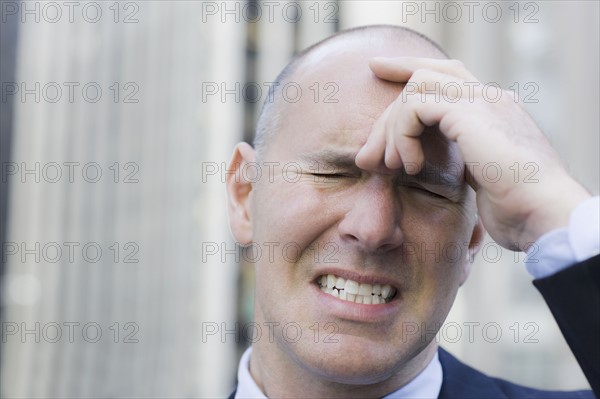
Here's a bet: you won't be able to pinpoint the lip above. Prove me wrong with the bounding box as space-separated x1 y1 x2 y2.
311 268 403 323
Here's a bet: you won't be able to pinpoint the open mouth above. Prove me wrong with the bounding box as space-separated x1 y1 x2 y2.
318 274 397 305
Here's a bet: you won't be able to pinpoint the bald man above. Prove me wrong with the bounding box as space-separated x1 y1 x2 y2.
226 25 599 398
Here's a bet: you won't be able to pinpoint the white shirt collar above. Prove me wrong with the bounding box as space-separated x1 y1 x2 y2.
234 346 265 399
234 346 442 399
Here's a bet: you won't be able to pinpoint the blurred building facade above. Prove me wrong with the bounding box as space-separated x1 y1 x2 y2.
0 1 598 397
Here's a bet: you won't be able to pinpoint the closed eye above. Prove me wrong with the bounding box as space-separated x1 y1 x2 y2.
310 172 364 185
405 184 448 200
310 173 353 182
311 173 351 178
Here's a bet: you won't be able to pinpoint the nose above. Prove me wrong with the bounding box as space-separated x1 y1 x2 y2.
337 177 404 253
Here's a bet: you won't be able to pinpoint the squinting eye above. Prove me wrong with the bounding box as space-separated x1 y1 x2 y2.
311 173 348 178
407 185 447 200
310 173 349 182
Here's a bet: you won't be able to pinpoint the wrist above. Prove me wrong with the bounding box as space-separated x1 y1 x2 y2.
520 178 591 248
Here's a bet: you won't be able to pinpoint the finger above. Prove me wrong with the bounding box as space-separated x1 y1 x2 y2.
370 57 478 83
388 96 426 172
402 68 476 103
384 139 403 170
388 89 469 173
397 79 463 129
355 103 394 170
464 162 480 192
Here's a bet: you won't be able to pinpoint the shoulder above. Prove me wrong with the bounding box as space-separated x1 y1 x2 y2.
438 348 595 399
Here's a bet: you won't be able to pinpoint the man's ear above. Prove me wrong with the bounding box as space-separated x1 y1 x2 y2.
226 142 256 245
459 214 486 286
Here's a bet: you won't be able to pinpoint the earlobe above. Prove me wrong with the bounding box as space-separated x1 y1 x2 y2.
226 142 256 245
459 214 486 286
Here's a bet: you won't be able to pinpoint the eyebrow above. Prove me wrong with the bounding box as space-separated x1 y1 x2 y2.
298 149 465 187
298 150 358 170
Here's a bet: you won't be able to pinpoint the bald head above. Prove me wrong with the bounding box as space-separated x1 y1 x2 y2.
253 25 448 158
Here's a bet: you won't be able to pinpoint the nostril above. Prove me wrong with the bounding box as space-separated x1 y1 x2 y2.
337 187 404 252
378 242 397 252
344 232 360 242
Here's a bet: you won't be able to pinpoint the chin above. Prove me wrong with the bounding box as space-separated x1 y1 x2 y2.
288 333 424 386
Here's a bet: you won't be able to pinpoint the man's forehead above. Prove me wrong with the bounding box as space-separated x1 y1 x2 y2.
282 35 444 124
267 32 454 163
279 53 405 149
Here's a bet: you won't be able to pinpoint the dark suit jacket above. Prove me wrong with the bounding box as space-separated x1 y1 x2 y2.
229 255 600 398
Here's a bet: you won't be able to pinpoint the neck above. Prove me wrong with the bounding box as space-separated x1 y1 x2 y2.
249 337 438 399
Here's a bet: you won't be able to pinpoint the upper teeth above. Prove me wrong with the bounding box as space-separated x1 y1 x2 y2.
319 274 396 305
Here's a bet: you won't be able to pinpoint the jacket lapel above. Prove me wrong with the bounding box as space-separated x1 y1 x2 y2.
438 348 507 398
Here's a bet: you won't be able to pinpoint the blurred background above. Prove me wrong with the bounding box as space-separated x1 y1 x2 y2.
0 0 598 397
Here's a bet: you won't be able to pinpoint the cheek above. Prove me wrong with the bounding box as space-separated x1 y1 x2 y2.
252 180 342 252
401 202 472 308
402 194 472 248
250 182 342 309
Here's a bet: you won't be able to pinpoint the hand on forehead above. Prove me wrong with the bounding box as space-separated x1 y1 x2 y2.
268 36 463 183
